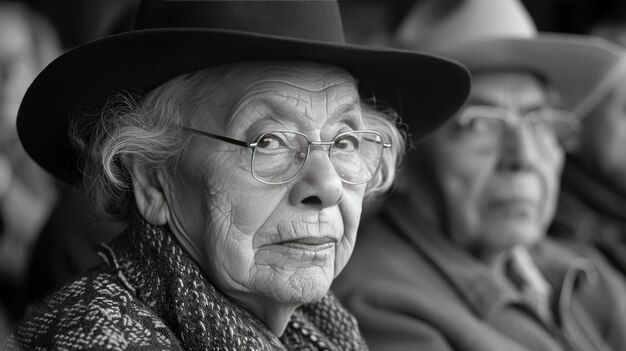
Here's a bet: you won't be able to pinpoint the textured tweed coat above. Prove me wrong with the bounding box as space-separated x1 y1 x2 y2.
5 215 368 350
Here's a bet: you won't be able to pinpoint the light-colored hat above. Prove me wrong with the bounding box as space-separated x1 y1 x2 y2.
573 53 626 118
396 0 625 113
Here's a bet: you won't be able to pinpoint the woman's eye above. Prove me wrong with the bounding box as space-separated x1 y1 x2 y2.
334 135 359 151
257 133 286 149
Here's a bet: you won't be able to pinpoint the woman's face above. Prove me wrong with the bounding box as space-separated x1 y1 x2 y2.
162 63 367 307
424 72 563 260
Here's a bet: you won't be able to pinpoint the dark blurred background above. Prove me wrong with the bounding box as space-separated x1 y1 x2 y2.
17 0 626 50
2 0 626 341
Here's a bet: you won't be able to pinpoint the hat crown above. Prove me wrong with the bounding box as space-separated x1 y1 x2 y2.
135 0 345 43
397 0 537 49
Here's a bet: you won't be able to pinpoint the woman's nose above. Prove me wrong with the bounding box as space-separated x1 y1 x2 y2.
288 150 344 209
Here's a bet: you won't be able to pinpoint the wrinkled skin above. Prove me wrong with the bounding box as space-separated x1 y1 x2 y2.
419 72 563 263
135 62 367 334
577 76 626 194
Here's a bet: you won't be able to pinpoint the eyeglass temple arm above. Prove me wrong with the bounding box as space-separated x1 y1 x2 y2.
182 127 250 147
364 136 392 149
183 127 392 149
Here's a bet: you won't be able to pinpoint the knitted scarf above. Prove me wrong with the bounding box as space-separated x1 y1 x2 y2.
6 215 368 350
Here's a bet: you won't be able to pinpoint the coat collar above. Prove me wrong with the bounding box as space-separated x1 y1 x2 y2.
97 214 285 350
383 192 521 320
382 192 591 322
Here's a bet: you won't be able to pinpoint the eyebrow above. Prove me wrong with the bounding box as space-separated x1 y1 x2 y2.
330 100 361 126
466 96 547 116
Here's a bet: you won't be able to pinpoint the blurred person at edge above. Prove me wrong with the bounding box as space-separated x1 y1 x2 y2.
4 0 471 349
549 8 626 276
21 0 139 314
0 0 60 325
332 0 626 350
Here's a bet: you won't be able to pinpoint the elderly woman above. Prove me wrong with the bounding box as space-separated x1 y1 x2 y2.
4 0 470 349
333 0 626 350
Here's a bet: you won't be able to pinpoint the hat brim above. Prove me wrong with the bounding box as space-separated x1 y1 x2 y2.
433 33 621 112
17 28 470 184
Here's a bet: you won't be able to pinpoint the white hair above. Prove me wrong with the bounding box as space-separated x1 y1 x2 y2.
70 63 407 220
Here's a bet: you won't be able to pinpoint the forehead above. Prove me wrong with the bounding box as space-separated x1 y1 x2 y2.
468 71 550 110
229 62 357 91
197 61 361 129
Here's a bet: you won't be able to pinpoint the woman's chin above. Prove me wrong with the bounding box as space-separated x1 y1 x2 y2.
259 269 334 306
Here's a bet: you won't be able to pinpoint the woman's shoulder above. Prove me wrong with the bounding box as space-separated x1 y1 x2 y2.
5 266 182 350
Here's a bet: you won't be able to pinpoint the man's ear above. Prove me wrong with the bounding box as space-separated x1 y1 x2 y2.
562 133 581 155
128 157 170 226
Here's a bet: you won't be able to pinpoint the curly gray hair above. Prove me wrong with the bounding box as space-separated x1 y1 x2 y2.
70 63 407 221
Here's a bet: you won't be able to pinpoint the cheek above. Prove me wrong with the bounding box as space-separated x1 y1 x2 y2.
436 145 495 216
199 174 292 295
174 148 287 284
230 186 287 233
197 147 282 231
205 163 288 245
429 143 497 245
530 131 563 221
534 128 564 171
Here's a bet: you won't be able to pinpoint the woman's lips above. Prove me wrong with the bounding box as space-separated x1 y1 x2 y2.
278 237 337 250
256 237 337 266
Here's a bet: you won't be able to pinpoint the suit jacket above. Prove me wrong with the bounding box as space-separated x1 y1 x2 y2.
333 192 626 351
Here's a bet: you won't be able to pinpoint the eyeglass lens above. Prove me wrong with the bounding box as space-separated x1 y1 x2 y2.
459 106 578 145
251 131 384 184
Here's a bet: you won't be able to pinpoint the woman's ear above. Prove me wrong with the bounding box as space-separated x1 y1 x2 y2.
128 157 170 226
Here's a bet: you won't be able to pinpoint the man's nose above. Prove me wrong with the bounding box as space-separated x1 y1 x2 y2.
497 125 534 172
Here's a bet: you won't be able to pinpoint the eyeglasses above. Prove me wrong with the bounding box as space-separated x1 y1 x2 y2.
456 105 580 147
182 127 391 185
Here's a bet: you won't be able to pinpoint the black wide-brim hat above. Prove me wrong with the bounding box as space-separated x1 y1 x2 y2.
18 0 471 184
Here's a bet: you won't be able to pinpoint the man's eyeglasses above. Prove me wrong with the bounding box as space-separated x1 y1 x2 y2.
456 105 580 148
182 127 391 185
